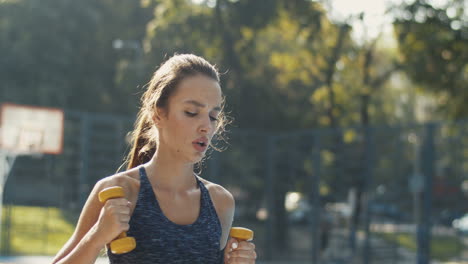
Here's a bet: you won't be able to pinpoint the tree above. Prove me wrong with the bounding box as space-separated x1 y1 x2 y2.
0 0 153 114
392 0 468 118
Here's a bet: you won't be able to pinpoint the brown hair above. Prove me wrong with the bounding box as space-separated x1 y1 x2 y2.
125 54 228 170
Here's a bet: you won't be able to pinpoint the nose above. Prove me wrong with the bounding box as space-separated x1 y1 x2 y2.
198 116 213 135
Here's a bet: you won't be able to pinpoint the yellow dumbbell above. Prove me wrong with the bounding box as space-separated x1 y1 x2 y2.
230 227 254 241
98 186 136 254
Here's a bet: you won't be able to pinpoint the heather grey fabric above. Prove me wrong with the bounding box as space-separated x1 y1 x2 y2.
108 166 224 263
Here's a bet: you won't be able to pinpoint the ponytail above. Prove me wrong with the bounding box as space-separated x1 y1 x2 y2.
126 110 157 170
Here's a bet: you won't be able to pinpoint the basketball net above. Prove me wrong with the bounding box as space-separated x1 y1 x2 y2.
0 114 48 195
0 103 63 249
15 126 45 156
0 125 45 185
0 126 45 249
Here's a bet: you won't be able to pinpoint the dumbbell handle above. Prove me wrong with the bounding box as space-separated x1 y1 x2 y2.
99 186 128 235
98 186 136 254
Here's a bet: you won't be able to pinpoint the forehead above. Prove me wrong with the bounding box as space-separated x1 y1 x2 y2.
171 74 222 107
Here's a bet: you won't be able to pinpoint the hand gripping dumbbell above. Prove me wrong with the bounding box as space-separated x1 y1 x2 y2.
229 227 254 241
98 186 136 254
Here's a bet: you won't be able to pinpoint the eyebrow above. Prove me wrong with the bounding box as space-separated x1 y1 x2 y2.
184 100 221 111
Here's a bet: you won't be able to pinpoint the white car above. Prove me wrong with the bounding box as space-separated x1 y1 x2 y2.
452 213 468 234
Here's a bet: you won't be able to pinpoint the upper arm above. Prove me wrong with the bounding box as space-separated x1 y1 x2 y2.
208 184 235 250
52 174 137 262
52 179 107 262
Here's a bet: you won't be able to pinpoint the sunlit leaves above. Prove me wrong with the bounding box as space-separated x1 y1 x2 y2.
393 0 468 118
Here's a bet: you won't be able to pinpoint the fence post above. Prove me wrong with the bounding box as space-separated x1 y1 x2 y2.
311 132 322 264
0 151 17 254
79 114 91 206
0 204 11 255
417 123 436 264
265 135 275 260
362 126 374 264
115 120 125 170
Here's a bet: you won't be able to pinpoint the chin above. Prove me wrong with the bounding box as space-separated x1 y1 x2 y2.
191 153 205 163
193 150 208 162
181 152 205 164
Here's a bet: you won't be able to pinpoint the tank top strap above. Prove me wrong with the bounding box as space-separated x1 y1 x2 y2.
138 166 153 194
194 174 209 207
194 174 221 228
138 166 147 182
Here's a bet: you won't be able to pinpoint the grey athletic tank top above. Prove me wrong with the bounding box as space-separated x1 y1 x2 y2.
107 166 225 263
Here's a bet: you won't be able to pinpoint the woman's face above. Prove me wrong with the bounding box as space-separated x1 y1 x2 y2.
156 74 222 163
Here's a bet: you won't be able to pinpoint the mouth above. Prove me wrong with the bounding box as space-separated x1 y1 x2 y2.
192 137 209 152
195 141 207 147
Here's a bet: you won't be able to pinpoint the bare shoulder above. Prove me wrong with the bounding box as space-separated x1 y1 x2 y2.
198 178 235 213
198 177 235 249
96 167 140 191
87 167 142 214
52 167 141 262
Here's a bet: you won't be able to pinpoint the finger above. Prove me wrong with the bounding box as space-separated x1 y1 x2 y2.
120 222 130 232
235 241 255 251
117 205 131 215
229 249 257 259
106 198 130 206
119 214 131 223
105 205 131 216
224 238 235 263
105 199 130 210
228 256 256 264
226 237 239 252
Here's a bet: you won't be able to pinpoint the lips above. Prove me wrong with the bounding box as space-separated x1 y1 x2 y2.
192 136 209 152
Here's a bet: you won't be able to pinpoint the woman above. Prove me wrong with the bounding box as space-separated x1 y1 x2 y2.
53 54 257 263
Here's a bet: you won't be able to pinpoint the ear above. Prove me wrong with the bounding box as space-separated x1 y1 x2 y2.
151 108 165 128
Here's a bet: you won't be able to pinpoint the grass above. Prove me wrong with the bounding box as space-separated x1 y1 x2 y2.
1 205 75 256
1 206 464 260
377 231 464 261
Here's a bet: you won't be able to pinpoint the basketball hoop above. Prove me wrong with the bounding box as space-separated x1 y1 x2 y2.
13 127 45 157
0 103 64 246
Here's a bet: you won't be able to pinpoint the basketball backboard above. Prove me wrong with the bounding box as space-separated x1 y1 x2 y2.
0 103 64 250
0 103 64 155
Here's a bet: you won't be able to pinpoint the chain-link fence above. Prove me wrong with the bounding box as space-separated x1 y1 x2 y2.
2 110 468 263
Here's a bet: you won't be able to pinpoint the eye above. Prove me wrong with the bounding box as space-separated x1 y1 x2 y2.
210 116 218 122
185 111 197 117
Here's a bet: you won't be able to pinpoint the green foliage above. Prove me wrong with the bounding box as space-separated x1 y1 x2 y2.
0 0 152 114
393 0 468 118
0 0 412 128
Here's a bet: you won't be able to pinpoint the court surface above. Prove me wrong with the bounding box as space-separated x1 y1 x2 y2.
0 256 108 264
0 257 308 264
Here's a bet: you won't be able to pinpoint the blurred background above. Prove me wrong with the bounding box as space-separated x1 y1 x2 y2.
1 0 468 263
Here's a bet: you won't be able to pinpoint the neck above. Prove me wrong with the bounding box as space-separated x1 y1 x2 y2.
143 146 197 192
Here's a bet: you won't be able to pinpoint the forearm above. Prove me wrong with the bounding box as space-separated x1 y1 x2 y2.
53 225 105 264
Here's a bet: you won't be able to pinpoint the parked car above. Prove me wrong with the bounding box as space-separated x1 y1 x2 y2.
370 203 402 220
452 213 468 234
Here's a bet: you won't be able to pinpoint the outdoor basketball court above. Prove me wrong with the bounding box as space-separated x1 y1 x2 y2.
0 257 304 264
0 256 107 264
